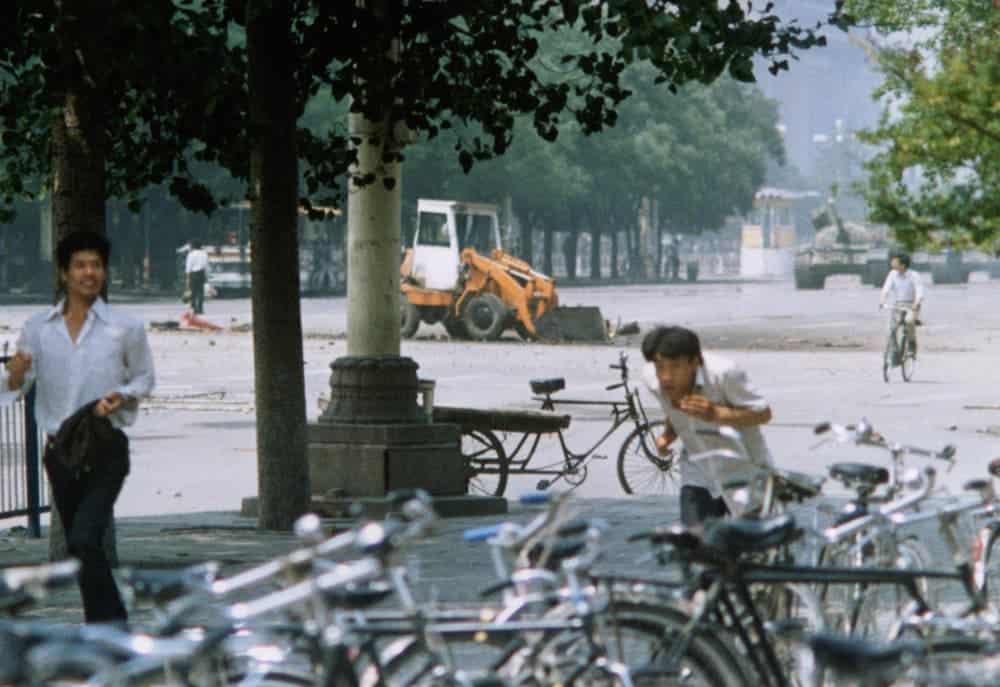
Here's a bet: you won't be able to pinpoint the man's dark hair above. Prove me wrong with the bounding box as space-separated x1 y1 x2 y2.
190 239 202 250
641 326 703 362
56 231 111 271
892 252 911 268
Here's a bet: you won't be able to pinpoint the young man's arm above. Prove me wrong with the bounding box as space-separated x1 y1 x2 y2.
655 420 678 455
678 367 772 427
678 396 771 426
913 271 925 309
880 270 894 307
103 321 156 418
1 325 37 398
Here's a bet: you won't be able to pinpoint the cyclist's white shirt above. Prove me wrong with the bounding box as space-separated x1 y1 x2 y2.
881 269 924 305
642 353 773 494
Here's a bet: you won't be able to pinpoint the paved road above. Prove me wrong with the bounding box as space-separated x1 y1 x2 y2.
1 277 999 518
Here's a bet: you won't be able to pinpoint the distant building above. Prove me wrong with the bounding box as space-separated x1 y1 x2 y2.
740 187 821 278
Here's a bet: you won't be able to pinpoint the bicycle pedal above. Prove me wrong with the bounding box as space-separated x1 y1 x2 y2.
536 480 551 491
591 453 608 461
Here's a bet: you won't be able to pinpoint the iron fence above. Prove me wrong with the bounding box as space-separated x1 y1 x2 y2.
0 354 48 537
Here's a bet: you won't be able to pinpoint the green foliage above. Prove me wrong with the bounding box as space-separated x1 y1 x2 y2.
0 1 842 224
400 65 785 237
0 1 247 220
852 4 1000 249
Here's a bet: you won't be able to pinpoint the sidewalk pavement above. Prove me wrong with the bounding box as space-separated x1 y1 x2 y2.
1 497 685 627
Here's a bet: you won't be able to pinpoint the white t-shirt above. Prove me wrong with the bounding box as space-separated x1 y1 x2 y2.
642 353 773 494
881 269 924 305
185 249 208 273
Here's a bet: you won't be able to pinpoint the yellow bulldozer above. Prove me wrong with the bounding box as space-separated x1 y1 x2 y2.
399 199 606 342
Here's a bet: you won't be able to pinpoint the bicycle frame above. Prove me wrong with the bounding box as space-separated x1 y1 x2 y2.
884 305 916 373
608 553 964 687
502 353 654 481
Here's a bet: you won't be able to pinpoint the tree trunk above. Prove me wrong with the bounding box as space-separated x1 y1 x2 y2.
610 227 619 280
656 222 664 279
590 226 601 280
346 110 402 357
247 0 310 531
51 92 107 298
563 231 578 280
542 226 553 276
520 221 533 266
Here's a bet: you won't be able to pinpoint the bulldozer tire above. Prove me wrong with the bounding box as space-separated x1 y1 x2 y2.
513 320 534 341
462 293 506 341
443 317 468 339
400 300 420 339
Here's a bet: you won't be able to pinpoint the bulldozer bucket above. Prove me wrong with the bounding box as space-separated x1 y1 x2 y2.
533 306 608 343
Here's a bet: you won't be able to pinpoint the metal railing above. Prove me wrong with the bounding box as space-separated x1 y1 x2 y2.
0 352 49 538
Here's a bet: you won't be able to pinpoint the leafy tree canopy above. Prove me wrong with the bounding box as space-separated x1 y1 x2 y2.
0 1 844 221
847 1 999 249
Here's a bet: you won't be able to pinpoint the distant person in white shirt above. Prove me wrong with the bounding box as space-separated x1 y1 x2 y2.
185 239 209 315
880 252 924 357
1 231 155 624
641 326 774 526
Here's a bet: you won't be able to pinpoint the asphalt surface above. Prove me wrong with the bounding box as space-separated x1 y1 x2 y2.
0 274 998 624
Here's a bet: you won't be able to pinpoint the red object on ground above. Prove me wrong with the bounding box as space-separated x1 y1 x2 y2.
179 310 223 331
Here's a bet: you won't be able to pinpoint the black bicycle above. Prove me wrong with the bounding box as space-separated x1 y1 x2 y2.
444 352 672 497
882 305 917 383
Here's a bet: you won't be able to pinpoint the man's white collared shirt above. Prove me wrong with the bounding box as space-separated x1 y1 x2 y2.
0 298 155 435
642 353 773 493
185 249 208 273
881 269 924 305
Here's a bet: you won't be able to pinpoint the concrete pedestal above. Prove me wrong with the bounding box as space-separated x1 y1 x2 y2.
307 421 466 497
304 354 506 517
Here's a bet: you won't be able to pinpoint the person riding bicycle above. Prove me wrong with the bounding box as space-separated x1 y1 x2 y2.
880 253 924 358
640 326 774 526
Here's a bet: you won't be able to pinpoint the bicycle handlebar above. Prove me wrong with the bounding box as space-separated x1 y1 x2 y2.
823 466 936 544
814 419 956 464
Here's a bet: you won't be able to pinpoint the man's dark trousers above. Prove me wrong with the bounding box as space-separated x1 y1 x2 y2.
44 435 129 623
680 485 728 526
189 269 206 314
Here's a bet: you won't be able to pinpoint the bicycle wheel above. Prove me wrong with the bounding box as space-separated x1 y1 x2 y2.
617 421 680 496
978 528 1000 613
462 429 509 497
900 333 915 382
828 537 934 640
599 601 752 686
883 333 895 383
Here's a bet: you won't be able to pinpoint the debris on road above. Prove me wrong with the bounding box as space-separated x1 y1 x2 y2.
180 311 224 331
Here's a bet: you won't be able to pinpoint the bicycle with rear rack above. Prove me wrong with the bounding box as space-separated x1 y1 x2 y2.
443 351 672 497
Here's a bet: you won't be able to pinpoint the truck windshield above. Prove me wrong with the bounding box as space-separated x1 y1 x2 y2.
456 213 495 254
417 212 450 247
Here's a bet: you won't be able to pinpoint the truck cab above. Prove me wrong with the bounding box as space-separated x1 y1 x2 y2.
408 199 502 289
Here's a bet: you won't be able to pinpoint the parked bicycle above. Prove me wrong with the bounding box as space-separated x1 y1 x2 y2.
449 352 669 497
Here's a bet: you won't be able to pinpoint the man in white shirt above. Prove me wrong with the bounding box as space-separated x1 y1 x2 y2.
185 239 209 315
2 231 155 624
641 326 774 526
880 252 924 357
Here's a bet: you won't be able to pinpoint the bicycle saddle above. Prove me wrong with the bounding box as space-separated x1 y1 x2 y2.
806 633 924 676
829 462 889 487
964 478 991 492
530 378 565 395
121 563 217 605
323 580 394 610
774 469 825 502
703 514 800 557
528 538 588 571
